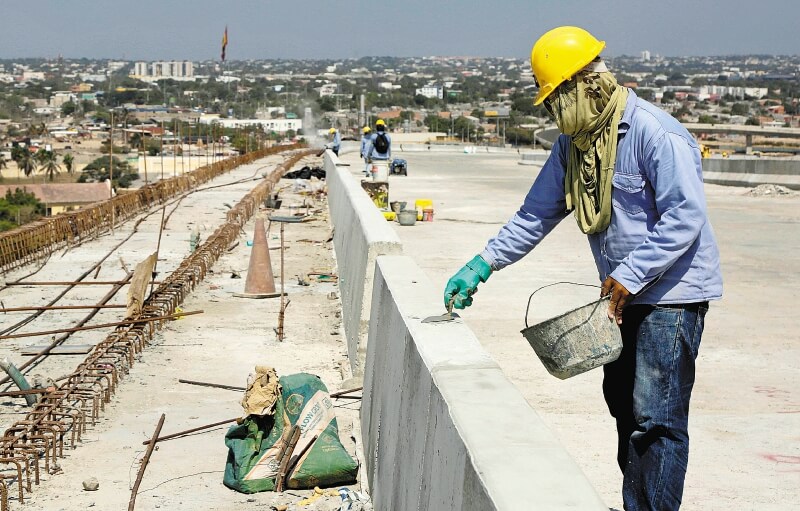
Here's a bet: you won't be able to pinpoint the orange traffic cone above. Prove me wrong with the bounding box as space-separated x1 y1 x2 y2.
234 216 281 299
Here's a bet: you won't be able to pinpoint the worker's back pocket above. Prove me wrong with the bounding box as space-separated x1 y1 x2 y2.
611 173 653 215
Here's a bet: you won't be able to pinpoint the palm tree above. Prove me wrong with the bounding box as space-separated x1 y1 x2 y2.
38 150 61 182
15 147 37 178
25 122 46 138
62 153 74 174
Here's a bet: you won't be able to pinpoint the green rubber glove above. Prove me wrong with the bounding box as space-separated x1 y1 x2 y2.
443 255 493 309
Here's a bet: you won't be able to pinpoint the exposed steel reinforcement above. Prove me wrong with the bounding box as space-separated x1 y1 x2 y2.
0 148 316 508
0 144 306 273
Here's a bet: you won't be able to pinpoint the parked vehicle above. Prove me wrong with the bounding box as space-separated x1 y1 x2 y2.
389 158 408 176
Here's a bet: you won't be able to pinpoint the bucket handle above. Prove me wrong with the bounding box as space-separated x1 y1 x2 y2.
524 282 601 329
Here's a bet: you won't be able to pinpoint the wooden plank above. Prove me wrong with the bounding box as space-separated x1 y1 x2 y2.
21 345 94 356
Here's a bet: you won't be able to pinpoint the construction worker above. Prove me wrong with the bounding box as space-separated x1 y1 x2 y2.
443 26 722 511
326 127 341 156
366 119 391 162
360 126 372 158
360 126 372 176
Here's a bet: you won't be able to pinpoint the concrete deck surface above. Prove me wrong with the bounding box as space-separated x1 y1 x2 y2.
341 149 800 511
1 154 362 510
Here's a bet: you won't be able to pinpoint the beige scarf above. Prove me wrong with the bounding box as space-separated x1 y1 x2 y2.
550 62 628 234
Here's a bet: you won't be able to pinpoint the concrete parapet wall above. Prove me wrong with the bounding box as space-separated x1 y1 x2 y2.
323 150 402 375
361 256 608 511
703 157 800 189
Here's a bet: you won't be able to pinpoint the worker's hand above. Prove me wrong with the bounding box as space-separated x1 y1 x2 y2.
444 255 493 309
601 276 633 325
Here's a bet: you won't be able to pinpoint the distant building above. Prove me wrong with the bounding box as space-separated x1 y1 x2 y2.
49 92 76 108
70 83 93 93
132 61 194 79
415 85 444 99
0 183 112 216
318 83 338 97
201 117 302 134
641 50 651 62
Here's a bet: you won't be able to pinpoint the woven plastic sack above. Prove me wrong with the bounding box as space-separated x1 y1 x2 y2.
223 373 358 493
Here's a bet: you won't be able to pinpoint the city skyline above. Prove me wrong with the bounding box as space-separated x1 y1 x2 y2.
0 0 798 61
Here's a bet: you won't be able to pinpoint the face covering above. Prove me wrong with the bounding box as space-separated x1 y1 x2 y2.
547 60 628 234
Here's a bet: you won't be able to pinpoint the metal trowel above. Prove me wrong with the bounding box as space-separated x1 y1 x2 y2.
422 297 459 323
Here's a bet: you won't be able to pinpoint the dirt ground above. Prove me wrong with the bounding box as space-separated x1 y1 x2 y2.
345 149 800 511
1 153 365 510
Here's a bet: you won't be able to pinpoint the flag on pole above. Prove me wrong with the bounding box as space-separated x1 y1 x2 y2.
221 26 228 61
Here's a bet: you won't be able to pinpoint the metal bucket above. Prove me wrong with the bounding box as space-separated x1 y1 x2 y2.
397 210 417 226
521 284 623 380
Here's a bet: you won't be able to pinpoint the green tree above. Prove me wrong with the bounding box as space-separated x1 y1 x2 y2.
62 153 74 174
317 96 336 112
511 95 537 116
454 116 478 141
0 153 7 181
424 115 450 133
80 155 139 188
13 147 37 177
731 103 749 116
61 101 77 116
25 122 46 138
0 188 45 231
37 150 61 182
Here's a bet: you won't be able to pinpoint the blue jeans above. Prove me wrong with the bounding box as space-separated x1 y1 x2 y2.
603 303 708 511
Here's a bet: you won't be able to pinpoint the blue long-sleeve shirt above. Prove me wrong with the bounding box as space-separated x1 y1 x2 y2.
330 131 341 152
480 90 722 305
367 131 391 161
360 135 371 160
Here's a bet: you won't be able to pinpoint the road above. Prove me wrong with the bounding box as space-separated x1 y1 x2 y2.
342 148 800 511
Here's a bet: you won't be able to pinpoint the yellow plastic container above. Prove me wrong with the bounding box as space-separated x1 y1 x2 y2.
415 199 433 221
382 211 397 221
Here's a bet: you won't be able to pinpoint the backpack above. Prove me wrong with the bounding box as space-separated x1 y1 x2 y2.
373 132 389 154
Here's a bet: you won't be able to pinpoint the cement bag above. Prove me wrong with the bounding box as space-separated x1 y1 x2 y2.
223 373 358 493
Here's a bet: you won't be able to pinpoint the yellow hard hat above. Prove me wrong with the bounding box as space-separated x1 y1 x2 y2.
329 127 337 134
362 126 371 134
530 26 605 106
375 119 386 127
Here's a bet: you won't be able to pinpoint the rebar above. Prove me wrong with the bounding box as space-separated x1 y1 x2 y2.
128 414 165 511
0 148 316 509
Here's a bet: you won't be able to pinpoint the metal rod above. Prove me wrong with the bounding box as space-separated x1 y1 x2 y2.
128 413 165 511
0 310 203 340
277 222 286 341
150 206 167 297
0 388 47 397
0 305 126 313
6 281 157 286
178 379 245 392
329 386 363 398
142 417 237 446
275 425 301 492
285 434 318 483
110 111 115 235
0 273 134 386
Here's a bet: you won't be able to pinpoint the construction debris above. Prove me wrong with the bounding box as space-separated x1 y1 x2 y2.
746 184 796 196
241 366 281 417
82 477 99 491
224 372 358 494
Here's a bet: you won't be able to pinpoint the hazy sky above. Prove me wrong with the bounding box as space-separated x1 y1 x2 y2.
1 0 797 60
